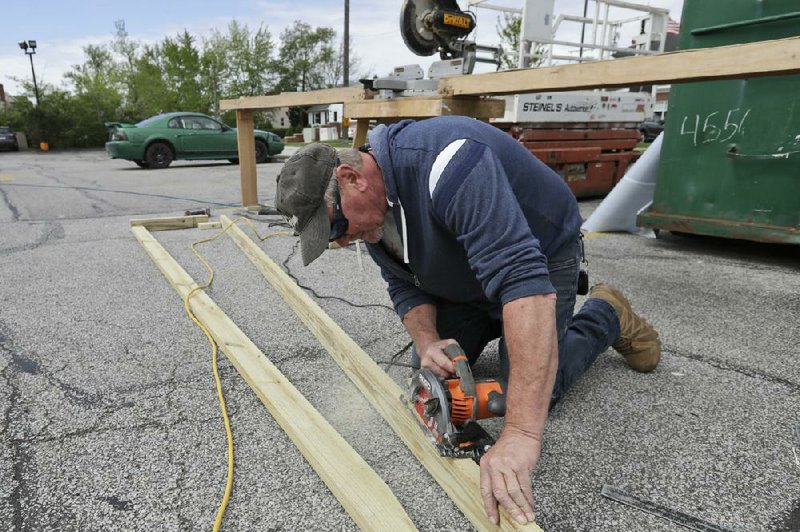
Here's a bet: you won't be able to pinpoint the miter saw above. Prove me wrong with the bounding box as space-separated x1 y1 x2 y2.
410 343 507 462
361 0 502 98
401 0 476 59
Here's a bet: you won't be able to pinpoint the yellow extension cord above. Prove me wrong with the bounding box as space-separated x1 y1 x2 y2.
181 217 292 531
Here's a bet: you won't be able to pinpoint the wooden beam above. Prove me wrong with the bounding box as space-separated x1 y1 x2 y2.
235 109 258 207
220 86 367 111
219 215 542 532
129 214 209 231
131 226 416 531
352 120 369 148
219 38 800 112
345 97 505 120
441 37 800 96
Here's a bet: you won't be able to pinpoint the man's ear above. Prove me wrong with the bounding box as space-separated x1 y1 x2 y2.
337 164 368 191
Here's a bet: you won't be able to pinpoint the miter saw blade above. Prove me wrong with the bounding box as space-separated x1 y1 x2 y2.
400 0 439 56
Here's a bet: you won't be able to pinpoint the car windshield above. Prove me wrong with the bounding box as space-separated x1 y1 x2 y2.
0 127 11 133
135 115 167 127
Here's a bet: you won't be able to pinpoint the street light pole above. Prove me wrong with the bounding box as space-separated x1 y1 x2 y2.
343 0 350 87
18 39 40 107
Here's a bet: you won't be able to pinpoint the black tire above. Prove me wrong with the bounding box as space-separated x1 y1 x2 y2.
145 142 173 169
228 158 239 165
255 140 269 164
134 160 149 168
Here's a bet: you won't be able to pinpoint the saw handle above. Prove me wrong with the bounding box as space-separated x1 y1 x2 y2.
444 343 476 400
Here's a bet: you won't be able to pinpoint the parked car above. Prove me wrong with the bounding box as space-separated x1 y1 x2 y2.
638 119 665 143
105 112 284 169
0 126 19 151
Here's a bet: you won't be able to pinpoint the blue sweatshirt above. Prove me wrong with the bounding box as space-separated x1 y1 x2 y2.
366 117 582 319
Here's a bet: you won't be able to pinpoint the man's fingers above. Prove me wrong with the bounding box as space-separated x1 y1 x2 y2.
421 348 454 378
480 462 500 525
521 477 535 514
504 471 535 524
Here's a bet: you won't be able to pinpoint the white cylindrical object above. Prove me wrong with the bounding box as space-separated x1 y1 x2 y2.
581 132 663 233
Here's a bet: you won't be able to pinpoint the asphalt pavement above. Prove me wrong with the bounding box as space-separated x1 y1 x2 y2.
1 148 798 531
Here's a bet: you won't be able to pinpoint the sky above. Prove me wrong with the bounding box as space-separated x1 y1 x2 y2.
0 0 684 98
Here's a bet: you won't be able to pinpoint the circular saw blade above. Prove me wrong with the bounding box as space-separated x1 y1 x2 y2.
410 368 454 442
400 0 438 56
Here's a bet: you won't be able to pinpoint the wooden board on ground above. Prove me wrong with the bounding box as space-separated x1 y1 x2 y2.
219 215 543 532
131 225 416 531
129 214 209 231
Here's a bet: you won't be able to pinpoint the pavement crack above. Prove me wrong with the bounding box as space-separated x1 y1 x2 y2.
0 182 238 210
665 345 800 392
0 221 65 256
165 362 187 501
1 325 28 531
16 419 173 444
0 185 20 222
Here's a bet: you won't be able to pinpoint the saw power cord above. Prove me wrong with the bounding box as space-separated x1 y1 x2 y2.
181 217 291 531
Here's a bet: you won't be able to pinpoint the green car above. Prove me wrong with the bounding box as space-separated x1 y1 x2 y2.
105 112 284 169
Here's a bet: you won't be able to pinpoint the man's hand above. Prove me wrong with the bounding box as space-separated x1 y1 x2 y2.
416 339 458 378
479 428 541 525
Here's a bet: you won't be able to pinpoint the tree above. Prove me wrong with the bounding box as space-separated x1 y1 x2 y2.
158 31 204 112
111 20 148 119
64 45 124 147
320 36 362 88
276 21 337 92
202 20 278 126
496 13 546 69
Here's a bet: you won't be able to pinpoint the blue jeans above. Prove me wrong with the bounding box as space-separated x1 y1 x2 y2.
410 238 620 406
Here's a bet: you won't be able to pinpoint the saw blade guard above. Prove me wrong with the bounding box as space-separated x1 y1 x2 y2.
400 0 476 58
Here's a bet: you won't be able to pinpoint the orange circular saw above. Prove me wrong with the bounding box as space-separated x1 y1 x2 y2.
410 343 506 461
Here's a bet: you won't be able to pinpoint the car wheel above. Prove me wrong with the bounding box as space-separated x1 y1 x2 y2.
145 142 173 169
228 159 239 165
255 140 269 164
134 160 149 168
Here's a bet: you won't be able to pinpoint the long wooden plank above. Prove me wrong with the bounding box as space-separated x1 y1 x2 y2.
218 38 800 112
220 215 542 532
220 86 367 111
129 214 209 231
131 226 416 531
345 97 505 119
441 36 800 96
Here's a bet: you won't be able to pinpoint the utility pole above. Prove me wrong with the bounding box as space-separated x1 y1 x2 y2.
18 40 40 107
343 0 350 87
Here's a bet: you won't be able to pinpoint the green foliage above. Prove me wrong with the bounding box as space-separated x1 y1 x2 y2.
6 17 358 149
497 13 522 70
496 13 546 69
275 21 337 92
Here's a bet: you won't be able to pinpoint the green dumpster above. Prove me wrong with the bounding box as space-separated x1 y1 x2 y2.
636 0 800 243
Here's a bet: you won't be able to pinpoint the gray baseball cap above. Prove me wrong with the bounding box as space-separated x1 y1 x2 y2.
275 143 338 266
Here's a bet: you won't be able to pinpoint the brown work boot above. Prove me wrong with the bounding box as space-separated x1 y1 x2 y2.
589 283 661 372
